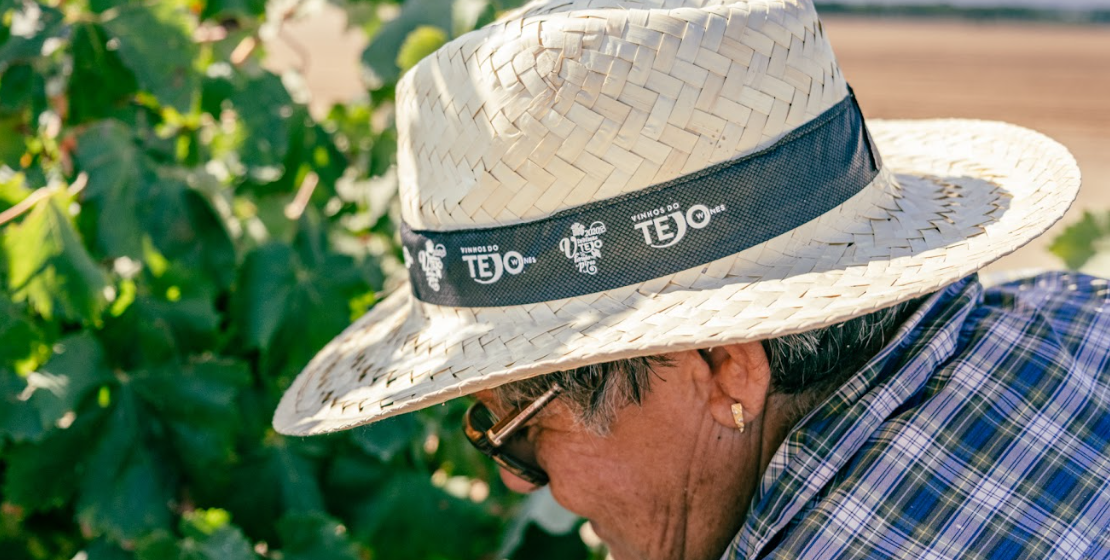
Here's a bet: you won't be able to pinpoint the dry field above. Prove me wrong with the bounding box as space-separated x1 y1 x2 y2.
274 13 1110 272
823 17 1110 272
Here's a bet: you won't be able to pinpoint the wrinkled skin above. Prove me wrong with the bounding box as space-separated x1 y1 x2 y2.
477 343 800 560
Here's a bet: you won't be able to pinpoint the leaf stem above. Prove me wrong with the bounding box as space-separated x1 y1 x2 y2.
0 173 88 227
284 172 319 220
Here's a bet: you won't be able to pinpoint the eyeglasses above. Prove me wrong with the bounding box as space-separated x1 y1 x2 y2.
463 382 563 487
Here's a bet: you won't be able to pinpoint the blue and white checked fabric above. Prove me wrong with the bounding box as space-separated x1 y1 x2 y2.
727 272 1110 560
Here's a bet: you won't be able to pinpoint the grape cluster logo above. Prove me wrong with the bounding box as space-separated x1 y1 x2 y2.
417 240 447 291
559 221 607 275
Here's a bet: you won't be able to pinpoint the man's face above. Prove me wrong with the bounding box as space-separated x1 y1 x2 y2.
479 350 766 560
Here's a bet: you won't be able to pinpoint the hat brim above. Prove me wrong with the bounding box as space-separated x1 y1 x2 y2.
274 118 1079 436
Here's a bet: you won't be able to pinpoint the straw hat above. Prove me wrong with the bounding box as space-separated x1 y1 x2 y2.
274 0 1079 435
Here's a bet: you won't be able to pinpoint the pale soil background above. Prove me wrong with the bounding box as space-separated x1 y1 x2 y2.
268 10 1110 272
824 17 1110 273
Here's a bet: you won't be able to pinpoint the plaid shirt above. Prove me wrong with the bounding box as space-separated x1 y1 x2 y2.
727 272 1110 560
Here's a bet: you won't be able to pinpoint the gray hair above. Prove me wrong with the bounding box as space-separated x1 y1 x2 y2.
492 355 670 435
493 296 927 434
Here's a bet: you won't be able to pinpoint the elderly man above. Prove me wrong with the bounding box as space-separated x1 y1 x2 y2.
275 0 1109 558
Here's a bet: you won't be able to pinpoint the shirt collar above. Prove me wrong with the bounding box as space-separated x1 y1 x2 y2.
725 275 984 559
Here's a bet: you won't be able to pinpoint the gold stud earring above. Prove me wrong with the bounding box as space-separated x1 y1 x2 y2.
731 403 745 433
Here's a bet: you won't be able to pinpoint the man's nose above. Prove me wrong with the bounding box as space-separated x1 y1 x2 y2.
499 468 541 494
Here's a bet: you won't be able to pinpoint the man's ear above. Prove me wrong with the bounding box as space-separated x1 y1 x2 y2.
700 342 773 431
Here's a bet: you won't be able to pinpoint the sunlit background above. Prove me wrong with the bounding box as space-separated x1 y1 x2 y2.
0 1 1108 559
266 0 1110 273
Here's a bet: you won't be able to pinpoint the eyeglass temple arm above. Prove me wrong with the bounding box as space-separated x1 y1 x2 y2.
487 382 563 447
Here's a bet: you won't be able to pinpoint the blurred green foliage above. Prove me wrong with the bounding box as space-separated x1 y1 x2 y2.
1050 211 1110 273
0 0 599 558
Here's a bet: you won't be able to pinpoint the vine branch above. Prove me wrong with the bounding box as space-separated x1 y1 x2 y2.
0 173 88 227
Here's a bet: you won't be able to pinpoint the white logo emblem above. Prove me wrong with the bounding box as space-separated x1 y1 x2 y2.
461 245 535 284
631 203 726 248
417 240 447 292
559 221 606 275
402 246 413 269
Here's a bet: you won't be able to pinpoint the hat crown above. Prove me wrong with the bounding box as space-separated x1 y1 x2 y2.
396 0 846 231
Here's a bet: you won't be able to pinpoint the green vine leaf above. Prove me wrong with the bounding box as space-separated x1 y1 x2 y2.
0 1 66 67
74 120 144 257
223 439 326 541
83 538 139 560
232 242 297 351
2 402 105 511
26 333 112 430
0 113 28 169
350 413 419 463
0 62 42 114
3 191 110 323
0 170 33 211
101 284 221 367
347 471 500 559
277 512 361 560
136 509 257 560
452 0 497 37
0 294 47 373
361 0 453 87
396 25 447 73
233 217 375 375
0 368 44 442
201 0 267 21
102 3 199 113
141 173 237 290
76 387 175 543
131 358 250 471
68 23 139 124
1049 211 1110 269
227 71 295 173
0 0 588 557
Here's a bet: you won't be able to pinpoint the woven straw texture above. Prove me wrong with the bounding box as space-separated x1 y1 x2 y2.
274 0 1080 435
397 0 849 230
